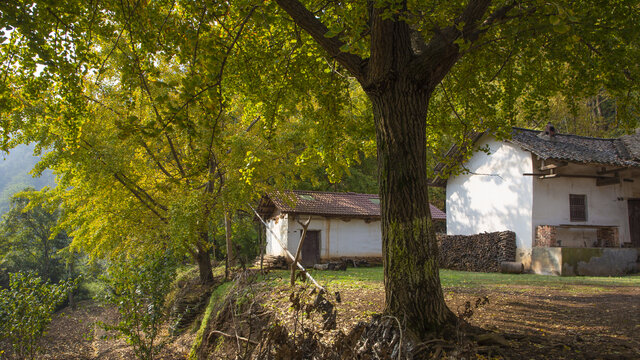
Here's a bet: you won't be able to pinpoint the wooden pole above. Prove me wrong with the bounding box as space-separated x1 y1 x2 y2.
258 222 265 273
224 209 234 279
290 216 311 286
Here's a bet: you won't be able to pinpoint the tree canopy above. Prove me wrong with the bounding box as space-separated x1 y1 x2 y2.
0 0 374 284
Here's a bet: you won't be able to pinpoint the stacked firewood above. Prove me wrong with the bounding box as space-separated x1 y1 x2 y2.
437 231 516 272
254 255 288 270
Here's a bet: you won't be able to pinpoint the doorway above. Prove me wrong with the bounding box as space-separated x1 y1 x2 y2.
629 199 640 247
301 230 320 266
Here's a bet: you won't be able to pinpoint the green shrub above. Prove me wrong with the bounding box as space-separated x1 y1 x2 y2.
0 272 76 359
100 253 176 360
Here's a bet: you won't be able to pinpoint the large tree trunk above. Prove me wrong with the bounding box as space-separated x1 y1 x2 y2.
274 0 490 339
370 81 455 336
196 238 215 285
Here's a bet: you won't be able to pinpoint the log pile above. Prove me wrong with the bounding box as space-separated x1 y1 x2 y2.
255 255 288 270
437 231 516 272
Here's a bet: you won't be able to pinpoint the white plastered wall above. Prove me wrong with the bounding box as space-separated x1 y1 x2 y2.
446 136 534 265
265 211 288 257
532 163 640 246
287 216 382 260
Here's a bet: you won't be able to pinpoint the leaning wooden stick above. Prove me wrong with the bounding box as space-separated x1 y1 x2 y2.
290 216 311 286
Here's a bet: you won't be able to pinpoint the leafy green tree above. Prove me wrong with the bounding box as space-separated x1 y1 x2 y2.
99 253 176 360
0 0 372 285
3 0 640 339
0 188 70 286
0 271 76 360
515 91 637 138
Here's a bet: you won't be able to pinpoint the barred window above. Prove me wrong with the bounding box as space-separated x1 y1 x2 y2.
569 194 587 222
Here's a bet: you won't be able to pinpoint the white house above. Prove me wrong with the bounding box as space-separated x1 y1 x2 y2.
256 190 446 265
432 127 640 273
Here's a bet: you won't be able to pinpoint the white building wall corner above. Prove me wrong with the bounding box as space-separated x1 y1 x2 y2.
446 136 534 268
265 213 288 257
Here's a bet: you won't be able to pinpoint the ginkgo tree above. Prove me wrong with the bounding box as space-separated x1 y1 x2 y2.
2 0 640 340
0 0 372 285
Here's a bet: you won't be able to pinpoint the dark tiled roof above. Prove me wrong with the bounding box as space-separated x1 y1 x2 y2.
257 190 446 220
509 128 640 167
429 203 447 220
619 132 640 161
430 127 640 187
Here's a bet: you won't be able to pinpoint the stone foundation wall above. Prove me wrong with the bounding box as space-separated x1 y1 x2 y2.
531 247 639 276
437 231 517 272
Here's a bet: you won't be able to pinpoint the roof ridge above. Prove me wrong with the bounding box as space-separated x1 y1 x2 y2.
512 127 618 141
291 189 377 197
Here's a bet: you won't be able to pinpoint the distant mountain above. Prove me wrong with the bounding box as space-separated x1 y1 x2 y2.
0 144 56 215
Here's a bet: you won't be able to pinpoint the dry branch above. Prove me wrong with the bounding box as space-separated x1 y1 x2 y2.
210 330 258 345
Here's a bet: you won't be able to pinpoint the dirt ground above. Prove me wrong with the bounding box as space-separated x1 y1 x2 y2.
5 282 639 359
1 301 195 360
332 284 640 359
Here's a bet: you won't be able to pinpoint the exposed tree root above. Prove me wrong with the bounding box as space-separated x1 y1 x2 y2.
198 271 510 359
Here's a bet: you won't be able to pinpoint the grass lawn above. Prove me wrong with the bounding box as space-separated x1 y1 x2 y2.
266 266 640 292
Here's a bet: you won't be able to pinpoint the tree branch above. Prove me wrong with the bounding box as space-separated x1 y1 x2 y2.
113 173 168 223
139 140 177 180
275 0 366 81
410 0 520 90
80 140 168 222
368 0 414 87
164 133 187 180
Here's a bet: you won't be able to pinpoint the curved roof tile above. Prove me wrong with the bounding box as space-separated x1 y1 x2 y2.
258 190 446 220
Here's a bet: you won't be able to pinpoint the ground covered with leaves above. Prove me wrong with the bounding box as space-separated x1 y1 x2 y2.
14 268 640 359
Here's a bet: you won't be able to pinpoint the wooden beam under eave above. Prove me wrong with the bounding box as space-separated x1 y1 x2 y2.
597 177 621 186
540 161 568 171
597 167 628 175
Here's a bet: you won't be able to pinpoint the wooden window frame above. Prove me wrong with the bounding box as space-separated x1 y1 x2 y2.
569 194 587 222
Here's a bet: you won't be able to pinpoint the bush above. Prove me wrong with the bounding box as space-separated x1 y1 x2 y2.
0 272 76 359
100 253 176 360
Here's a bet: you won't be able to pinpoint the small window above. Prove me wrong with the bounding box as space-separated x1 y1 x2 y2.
298 194 314 201
369 198 380 205
570 194 587 222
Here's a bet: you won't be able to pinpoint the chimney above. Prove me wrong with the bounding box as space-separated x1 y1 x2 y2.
545 122 556 137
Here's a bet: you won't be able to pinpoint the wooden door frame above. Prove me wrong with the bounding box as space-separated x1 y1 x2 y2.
628 198 640 247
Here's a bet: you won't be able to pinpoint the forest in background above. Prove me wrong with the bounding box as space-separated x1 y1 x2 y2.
0 144 55 215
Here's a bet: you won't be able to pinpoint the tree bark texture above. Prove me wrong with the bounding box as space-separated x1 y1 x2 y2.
196 239 215 285
369 81 455 335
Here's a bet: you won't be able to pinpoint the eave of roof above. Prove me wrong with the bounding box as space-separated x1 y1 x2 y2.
257 190 446 221
508 127 640 168
430 127 640 186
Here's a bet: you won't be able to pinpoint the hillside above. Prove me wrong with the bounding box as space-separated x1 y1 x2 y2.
0 144 55 215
